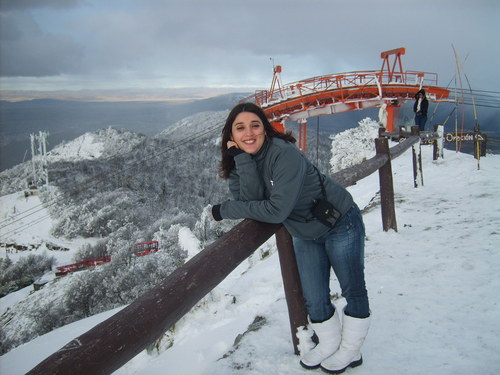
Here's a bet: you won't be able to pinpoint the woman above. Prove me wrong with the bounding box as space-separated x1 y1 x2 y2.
413 89 429 132
211 102 370 374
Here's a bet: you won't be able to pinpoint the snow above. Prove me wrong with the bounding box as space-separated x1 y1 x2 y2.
0 285 32 316
0 192 95 267
0 192 53 242
45 127 145 163
178 227 201 260
0 307 125 375
1 142 500 374
47 132 105 161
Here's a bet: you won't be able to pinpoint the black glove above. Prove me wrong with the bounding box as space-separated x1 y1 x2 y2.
212 204 223 221
227 146 244 158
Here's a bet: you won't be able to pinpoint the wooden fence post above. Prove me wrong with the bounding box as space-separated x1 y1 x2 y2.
375 137 397 232
275 226 310 355
411 126 423 187
433 124 444 160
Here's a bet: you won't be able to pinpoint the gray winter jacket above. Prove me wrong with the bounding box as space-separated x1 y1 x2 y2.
219 137 354 240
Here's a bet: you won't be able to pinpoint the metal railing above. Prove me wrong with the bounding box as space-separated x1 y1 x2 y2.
245 70 441 107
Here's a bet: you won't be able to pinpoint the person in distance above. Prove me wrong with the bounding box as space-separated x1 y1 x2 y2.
413 89 429 132
211 102 370 374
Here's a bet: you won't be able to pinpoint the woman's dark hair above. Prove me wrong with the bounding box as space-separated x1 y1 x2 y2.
219 102 296 179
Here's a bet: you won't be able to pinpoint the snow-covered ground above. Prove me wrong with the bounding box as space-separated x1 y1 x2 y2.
45 127 145 163
1 146 499 375
0 128 138 265
0 191 86 268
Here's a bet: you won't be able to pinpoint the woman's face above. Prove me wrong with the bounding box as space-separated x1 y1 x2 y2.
231 112 266 154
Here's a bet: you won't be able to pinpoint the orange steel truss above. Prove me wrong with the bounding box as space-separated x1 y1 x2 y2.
242 48 450 151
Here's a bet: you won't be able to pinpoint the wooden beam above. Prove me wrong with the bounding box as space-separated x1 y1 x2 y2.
26 220 281 375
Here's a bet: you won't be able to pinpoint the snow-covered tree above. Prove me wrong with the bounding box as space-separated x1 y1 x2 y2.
330 118 380 173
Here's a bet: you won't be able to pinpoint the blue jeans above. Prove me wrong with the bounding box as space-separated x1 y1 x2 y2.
415 114 427 132
293 204 369 322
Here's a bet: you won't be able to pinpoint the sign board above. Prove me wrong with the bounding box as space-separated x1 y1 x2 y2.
444 132 486 143
396 131 486 146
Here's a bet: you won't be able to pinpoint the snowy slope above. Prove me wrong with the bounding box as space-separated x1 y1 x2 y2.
2 146 499 375
0 192 85 267
0 118 207 254
46 127 145 163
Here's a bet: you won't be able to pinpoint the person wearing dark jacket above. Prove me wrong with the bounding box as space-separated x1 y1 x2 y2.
413 89 429 131
211 102 370 374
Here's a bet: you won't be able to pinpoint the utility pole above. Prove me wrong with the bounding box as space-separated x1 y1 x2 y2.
30 131 49 189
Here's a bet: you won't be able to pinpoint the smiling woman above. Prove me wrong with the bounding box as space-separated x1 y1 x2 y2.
211 102 371 373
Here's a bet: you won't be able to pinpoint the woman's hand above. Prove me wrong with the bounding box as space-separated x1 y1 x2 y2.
211 204 223 221
226 140 244 157
227 140 238 149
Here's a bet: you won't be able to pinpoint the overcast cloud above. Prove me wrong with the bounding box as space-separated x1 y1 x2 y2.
1 0 499 93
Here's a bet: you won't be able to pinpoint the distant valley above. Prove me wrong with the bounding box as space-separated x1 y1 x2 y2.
1 93 497 171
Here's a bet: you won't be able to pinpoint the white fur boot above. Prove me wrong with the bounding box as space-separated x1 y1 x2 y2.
300 310 341 369
320 313 370 374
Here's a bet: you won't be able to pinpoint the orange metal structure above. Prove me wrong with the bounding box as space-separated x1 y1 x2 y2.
242 48 450 151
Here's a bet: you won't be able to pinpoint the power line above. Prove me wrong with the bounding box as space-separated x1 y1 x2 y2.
446 87 500 109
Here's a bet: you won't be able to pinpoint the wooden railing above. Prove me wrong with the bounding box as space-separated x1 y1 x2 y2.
26 128 428 375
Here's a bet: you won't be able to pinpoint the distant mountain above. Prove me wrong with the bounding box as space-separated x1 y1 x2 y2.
0 93 249 171
1 93 497 172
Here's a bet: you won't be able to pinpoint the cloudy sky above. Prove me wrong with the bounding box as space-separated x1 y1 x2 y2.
1 0 499 97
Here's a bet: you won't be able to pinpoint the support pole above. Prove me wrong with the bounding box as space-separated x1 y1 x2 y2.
433 124 444 160
385 102 400 132
411 126 423 187
271 120 286 134
375 137 397 232
473 124 483 170
298 119 307 153
412 145 419 188
275 226 309 355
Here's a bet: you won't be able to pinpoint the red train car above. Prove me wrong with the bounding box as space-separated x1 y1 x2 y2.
133 241 159 257
55 255 111 277
56 241 159 277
